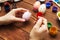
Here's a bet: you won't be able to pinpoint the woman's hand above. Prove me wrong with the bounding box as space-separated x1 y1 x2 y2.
30 17 48 40
0 8 28 25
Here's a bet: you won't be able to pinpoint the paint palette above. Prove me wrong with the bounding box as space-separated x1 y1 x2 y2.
53 0 60 7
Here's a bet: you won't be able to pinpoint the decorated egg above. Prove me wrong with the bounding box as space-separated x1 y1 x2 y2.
39 0 45 3
38 4 46 14
22 11 31 21
33 1 40 9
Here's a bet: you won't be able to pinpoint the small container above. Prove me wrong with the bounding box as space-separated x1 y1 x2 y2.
4 2 10 13
47 22 52 29
57 12 60 20
52 6 58 13
49 27 58 36
37 12 43 17
33 7 38 12
49 0 53 6
46 2 51 8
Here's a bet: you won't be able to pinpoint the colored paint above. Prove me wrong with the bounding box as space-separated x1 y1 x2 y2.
49 27 58 36
33 7 38 12
4 2 10 13
47 22 52 29
52 6 58 13
37 12 43 17
57 12 60 20
46 2 51 8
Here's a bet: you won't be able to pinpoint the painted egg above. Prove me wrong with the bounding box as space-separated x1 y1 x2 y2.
38 4 46 14
33 1 40 9
39 0 45 3
22 11 31 21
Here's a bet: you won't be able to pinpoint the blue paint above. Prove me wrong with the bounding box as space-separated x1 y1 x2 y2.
4 5 10 13
52 6 58 13
55 0 59 2
46 2 51 8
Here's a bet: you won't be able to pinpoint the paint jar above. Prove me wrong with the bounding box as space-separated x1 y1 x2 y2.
57 12 60 20
49 27 58 36
52 6 58 13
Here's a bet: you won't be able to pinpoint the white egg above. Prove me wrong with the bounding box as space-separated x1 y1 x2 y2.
38 4 46 14
39 0 45 2
22 11 31 21
33 1 40 9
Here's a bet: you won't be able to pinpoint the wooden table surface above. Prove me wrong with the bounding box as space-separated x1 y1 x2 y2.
0 0 60 40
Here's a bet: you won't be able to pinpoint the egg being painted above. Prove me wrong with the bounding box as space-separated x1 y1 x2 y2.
38 4 46 14
22 11 31 21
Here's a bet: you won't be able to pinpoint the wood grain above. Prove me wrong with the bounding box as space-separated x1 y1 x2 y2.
0 0 60 40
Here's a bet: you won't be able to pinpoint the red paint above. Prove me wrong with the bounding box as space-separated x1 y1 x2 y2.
33 7 38 10
4 2 10 5
37 12 43 17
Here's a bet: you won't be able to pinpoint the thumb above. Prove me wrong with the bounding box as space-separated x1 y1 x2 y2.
14 17 25 22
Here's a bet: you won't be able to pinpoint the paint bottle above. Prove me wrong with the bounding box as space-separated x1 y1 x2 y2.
52 6 58 13
46 2 51 8
49 27 58 36
4 2 10 13
57 12 60 20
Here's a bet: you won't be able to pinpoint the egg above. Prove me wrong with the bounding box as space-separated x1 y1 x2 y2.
38 4 46 14
22 11 31 21
33 1 40 9
39 0 45 3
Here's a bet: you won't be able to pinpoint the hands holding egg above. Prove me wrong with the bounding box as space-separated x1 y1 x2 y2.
30 17 48 40
0 8 31 25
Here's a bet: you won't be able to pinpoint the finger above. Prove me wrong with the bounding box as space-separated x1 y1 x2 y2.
34 17 43 28
42 17 47 26
15 8 29 13
39 25 48 33
14 17 25 22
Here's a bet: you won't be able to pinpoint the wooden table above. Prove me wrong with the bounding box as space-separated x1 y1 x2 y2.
0 0 60 40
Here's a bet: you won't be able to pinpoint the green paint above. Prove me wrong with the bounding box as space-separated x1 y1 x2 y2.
47 22 52 29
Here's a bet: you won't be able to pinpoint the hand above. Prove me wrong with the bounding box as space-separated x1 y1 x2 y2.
0 8 28 25
30 17 48 40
